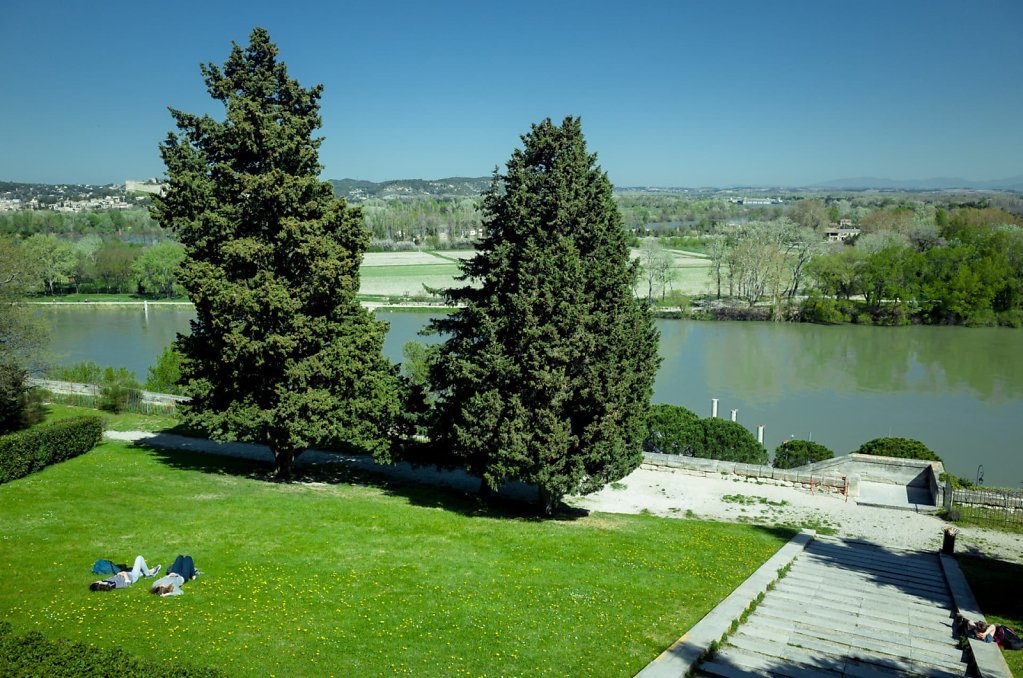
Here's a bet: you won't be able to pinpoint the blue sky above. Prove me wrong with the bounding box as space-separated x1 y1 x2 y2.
1 0 1020 187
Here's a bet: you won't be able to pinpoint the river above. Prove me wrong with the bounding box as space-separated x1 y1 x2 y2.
37 305 1023 485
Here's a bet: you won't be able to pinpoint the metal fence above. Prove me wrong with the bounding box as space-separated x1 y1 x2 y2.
32 378 184 416
949 486 1023 531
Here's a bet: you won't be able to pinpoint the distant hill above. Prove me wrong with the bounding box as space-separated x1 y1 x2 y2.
329 177 491 201
810 175 1023 192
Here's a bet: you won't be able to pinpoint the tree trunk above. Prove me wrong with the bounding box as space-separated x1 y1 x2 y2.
268 433 299 480
538 486 559 516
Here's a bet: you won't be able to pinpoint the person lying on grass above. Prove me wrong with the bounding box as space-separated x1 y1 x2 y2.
89 556 161 591
149 555 201 597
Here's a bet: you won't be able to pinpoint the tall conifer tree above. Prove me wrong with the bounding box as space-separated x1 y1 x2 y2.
153 28 400 477
430 117 660 512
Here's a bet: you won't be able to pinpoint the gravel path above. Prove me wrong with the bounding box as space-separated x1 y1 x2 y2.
106 431 1023 564
573 465 1023 563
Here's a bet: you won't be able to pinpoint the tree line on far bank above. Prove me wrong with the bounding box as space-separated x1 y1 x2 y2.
0 234 185 298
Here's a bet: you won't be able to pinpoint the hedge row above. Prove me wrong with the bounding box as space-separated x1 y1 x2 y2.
0 621 223 678
645 405 941 469
0 416 104 484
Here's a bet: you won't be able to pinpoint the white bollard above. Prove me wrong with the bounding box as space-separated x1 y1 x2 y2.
757 424 765 445
711 398 719 418
730 409 737 422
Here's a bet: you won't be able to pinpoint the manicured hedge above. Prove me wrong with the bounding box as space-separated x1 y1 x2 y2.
854 437 941 462
0 621 223 678
643 404 700 455
0 416 104 484
773 439 835 469
695 418 769 464
643 405 768 465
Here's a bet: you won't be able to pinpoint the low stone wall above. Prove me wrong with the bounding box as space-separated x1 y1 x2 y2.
641 453 852 498
641 452 944 504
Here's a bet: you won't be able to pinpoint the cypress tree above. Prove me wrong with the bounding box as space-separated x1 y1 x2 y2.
430 117 660 513
153 28 400 477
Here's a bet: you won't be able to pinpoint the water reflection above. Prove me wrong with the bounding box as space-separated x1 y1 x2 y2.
39 306 1022 481
676 322 1023 404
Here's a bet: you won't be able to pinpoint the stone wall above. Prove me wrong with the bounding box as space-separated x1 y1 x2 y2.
642 452 945 504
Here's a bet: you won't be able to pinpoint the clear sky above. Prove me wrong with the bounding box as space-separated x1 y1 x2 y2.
1 0 1020 187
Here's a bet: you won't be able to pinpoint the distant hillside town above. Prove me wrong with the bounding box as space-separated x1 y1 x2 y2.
0 179 165 212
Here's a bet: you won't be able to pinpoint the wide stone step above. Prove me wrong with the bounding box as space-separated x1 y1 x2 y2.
765 585 955 632
754 599 955 646
780 567 952 607
700 646 844 677
809 538 938 569
772 575 953 620
781 560 949 601
787 559 951 601
737 617 966 672
791 560 948 600
720 632 966 678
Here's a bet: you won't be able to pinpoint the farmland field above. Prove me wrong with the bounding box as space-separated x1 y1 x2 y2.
359 249 713 298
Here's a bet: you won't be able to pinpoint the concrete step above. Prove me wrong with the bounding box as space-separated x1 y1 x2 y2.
724 632 966 678
766 585 955 632
753 600 956 647
792 559 948 600
772 575 953 620
780 567 951 606
700 646 844 677
810 538 939 569
800 545 941 578
736 618 966 672
788 559 951 601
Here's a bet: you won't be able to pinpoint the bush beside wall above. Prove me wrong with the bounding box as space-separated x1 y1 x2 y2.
773 439 835 469
854 437 941 462
0 416 103 484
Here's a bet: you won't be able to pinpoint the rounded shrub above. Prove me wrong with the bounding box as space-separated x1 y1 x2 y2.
696 418 768 465
854 437 941 462
643 403 700 455
99 367 141 413
773 439 834 469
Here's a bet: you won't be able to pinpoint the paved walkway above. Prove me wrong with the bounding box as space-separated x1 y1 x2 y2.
697 536 970 677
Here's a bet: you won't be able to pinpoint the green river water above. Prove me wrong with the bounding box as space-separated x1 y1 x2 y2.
38 305 1023 485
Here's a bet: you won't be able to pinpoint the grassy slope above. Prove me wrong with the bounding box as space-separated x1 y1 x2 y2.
0 439 791 676
958 555 1023 676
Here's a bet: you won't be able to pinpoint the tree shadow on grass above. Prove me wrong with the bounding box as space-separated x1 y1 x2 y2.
134 439 585 522
956 554 1023 622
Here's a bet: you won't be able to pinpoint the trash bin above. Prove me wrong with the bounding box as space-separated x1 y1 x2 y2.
942 527 959 555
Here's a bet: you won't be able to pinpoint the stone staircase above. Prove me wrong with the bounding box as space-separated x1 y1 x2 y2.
698 536 972 677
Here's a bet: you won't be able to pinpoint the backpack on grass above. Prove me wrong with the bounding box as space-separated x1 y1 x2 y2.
996 625 1023 651
91 559 124 575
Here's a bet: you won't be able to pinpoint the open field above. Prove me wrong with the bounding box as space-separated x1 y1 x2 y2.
0 409 792 676
359 262 462 298
360 249 714 298
26 249 714 303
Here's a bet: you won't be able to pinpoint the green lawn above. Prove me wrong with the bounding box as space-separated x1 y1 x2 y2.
43 402 180 433
0 436 792 676
958 555 1023 676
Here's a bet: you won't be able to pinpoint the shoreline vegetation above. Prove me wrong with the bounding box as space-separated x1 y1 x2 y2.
6 193 1023 329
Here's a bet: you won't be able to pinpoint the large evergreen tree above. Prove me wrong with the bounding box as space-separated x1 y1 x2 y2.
429 117 660 513
153 28 400 477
